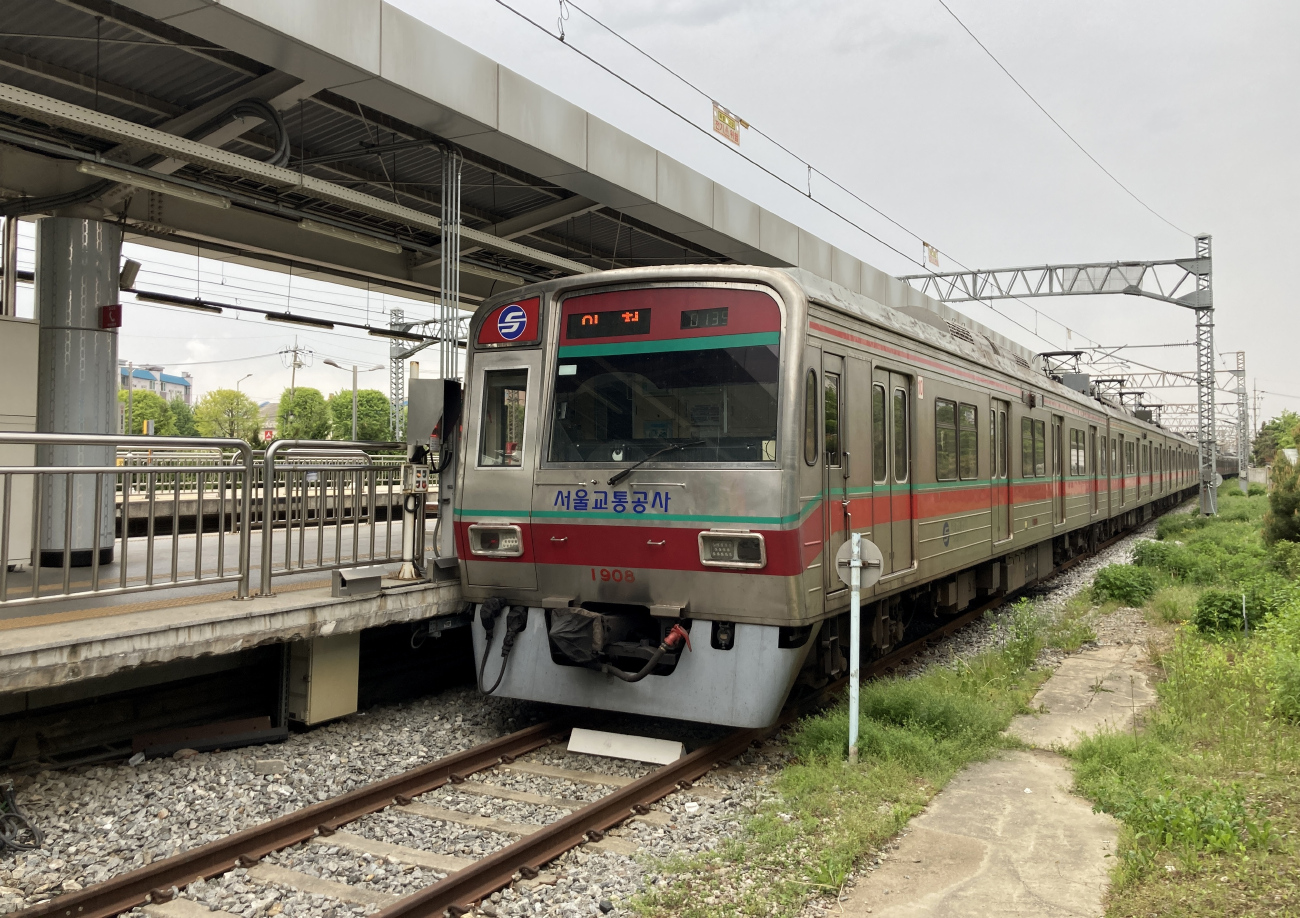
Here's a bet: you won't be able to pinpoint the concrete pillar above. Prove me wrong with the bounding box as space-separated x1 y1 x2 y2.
34 217 120 567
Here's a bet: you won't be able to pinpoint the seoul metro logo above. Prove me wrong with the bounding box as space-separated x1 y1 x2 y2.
496 303 528 340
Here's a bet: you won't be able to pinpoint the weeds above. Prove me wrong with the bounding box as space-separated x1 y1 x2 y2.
633 601 1050 918
1070 484 1300 916
1093 564 1157 605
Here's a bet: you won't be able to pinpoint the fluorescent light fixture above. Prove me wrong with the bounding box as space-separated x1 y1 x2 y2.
299 219 403 254
76 161 231 209
130 290 223 314
367 327 425 342
265 312 335 330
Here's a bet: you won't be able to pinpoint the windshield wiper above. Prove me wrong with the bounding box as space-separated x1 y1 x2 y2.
608 439 706 487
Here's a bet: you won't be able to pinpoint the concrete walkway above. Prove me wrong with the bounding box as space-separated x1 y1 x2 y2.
841 644 1157 917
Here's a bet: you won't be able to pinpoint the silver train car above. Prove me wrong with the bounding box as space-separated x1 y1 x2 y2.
454 265 1197 727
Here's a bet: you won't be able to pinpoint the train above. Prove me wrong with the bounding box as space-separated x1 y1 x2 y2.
451 265 1198 728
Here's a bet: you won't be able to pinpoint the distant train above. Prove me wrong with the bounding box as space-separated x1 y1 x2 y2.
453 265 1197 727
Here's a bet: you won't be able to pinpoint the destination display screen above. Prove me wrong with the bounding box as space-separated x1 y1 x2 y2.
565 308 652 339
680 307 728 330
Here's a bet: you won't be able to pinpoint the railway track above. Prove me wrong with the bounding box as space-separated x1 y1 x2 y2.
8 516 1163 918
9 719 769 918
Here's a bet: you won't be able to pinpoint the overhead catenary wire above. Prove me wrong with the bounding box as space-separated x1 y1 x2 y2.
934 0 1192 238
489 0 1101 352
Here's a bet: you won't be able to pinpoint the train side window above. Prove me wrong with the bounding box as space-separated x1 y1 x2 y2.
478 368 529 467
1111 439 1117 474
893 387 909 482
803 369 818 466
958 403 978 480
997 410 1008 479
935 398 957 481
1021 417 1034 478
1033 419 1046 477
872 384 887 483
824 372 841 468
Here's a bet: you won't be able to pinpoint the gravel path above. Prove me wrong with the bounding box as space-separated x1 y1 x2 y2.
1 504 1189 918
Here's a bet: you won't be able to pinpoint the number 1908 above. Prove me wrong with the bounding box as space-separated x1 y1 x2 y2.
591 568 636 583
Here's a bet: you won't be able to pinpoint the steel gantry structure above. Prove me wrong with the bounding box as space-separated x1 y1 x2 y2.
900 235 1219 513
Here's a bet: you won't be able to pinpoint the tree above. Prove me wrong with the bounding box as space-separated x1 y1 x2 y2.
1252 410 1300 465
169 397 199 437
117 389 176 436
327 388 391 441
1265 451 1300 545
276 387 331 440
194 389 261 442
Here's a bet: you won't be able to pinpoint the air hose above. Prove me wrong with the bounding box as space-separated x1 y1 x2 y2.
601 623 691 683
477 600 528 695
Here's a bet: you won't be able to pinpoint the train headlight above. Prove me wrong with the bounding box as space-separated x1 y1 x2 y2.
698 530 766 569
468 523 524 557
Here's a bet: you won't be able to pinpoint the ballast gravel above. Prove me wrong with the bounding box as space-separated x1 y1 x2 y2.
2 504 1189 918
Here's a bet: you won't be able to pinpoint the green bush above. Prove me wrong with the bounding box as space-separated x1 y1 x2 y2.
1249 482 1267 497
1273 539 1300 580
1133 540 1198 580
1264 452 1300 545
1093 564 1158 606
1265 594 1300 654
1271 652 1300 722
1187 580 1292 633
1188 579 1292 634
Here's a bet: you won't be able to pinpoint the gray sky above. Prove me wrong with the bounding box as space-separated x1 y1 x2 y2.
27 0 1294 420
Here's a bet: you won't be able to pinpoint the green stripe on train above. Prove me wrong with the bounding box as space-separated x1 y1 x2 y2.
557 331 779 358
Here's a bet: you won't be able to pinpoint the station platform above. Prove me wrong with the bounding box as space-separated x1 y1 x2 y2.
0 573 464 695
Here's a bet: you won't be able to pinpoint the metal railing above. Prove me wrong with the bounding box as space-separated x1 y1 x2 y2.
257 440 407 596
0 433 254 605
0 434 418 608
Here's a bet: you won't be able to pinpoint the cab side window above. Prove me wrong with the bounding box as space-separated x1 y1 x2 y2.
478 369 529 467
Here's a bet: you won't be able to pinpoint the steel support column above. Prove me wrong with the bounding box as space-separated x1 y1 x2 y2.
1194 234 1216 515
1236 350 1248 493
440 149 462 382
389 307 404 441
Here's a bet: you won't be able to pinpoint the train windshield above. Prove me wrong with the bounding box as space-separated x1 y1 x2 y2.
548 286 781 464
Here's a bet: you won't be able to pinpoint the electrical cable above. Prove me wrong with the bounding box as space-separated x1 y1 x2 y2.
487 0 1104 353
934 0 1192 238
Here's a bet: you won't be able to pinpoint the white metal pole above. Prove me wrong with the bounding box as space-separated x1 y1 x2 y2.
848 531 862 765
351 364 358 441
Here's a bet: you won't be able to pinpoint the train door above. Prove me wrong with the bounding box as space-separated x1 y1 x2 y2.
1090 426 1100 515
1110 436 1117 513
822 353 848 598
463 357 539 590
992 399 1012 542
869 378 892 569
1052 416 1066 524
872 368 913 573
1119 435 1128 506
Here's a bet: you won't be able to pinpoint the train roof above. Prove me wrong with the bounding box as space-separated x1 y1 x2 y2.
468 263 1190 444
785 267 1192 443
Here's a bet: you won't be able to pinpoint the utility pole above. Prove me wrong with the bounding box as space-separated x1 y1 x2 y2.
278 337 313 437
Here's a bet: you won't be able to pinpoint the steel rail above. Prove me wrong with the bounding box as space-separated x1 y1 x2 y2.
375 726 767 918
11 722 561 918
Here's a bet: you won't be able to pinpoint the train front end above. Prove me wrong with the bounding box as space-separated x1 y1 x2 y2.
454 268 814 727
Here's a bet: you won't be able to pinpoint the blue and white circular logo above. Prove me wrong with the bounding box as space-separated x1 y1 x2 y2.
497 303 528 341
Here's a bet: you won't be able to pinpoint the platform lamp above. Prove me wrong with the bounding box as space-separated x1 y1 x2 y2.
323 359 385 440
